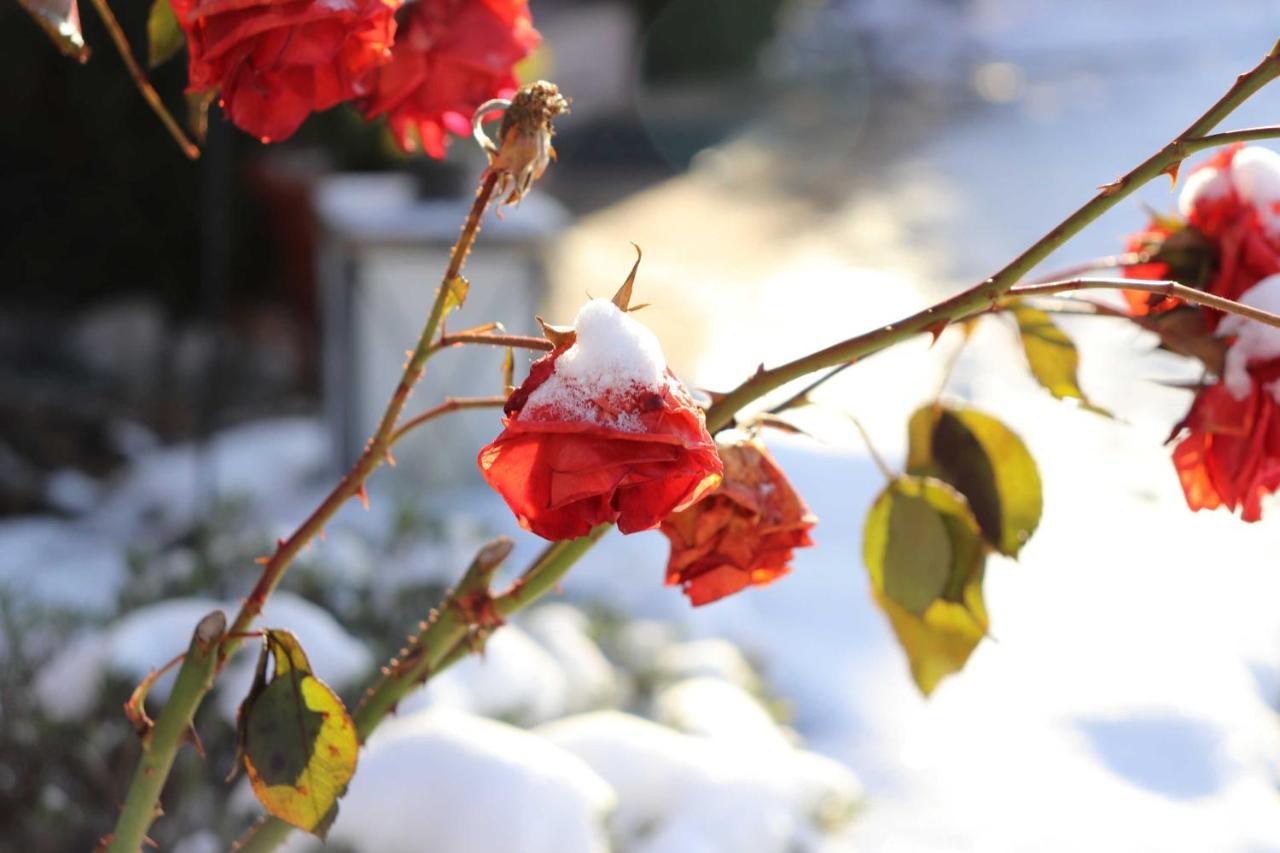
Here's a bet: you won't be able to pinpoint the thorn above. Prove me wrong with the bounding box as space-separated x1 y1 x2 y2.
924 319 950 346
1162 161 1181 187
254 556 269 565
1097 178 1124 196
318 528 326 542
356 484 370 511
386 451 397 467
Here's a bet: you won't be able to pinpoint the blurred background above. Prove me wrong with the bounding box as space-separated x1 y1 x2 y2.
5 0 1280 850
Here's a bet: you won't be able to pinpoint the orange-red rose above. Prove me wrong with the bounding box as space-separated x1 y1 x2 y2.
361 0 539 156
171 0 400 142
660 437 816 606
1170 358 1280 521
478 304 722 541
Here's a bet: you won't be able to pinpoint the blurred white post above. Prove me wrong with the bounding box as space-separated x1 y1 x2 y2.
314 174 568 486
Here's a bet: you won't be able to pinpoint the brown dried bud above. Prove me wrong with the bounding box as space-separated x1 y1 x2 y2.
473 80 569 206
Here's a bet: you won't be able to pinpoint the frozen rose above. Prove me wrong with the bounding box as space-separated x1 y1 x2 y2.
478 299 722 541
661 437 816 606
171 0 400 142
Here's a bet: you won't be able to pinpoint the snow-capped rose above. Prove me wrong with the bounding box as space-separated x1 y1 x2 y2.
1124 144 1280 323
478 299 722 541
660 437 816 606
1169 275 1280 521
170 0 400 142
360 0 539 156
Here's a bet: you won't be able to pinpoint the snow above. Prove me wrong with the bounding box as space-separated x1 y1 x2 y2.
1231 145 1280 235
522 298 668 431
652 677 793 751
299 708 614 853
1218 274 1280 400
521 605 619 712
0 517 127 614
1178 164 1233 218
538 710 863 852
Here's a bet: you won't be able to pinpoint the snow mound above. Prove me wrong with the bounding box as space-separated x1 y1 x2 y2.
1231 146 1280 234
305 708 614 853
522 298 668 431
1218 274 1280 400
538 711 862 852
400 623 571 724
1178 164 1233 218
653 677 792 751
0 517 126 614
653 638 762 691
522 605 619 712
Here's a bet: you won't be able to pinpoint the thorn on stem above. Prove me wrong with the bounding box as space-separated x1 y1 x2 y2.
356 484 370 511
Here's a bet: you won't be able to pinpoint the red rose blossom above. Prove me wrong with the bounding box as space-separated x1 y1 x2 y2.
1170 363 1280 521
478 299 722 541
361 0 539 156
170 0 400 142
1123 144 1280 325
660 437 816 606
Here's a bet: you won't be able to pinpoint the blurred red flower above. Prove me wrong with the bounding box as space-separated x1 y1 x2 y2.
1170 358 1280 521
361 0 539 156
660 437 816 606
478 339 722 542
171 0 400 142
1123 144 1280 325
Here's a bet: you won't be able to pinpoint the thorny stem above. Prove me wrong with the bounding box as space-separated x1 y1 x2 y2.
106 612 225 853
704 41 1280 431
85 0 200 160
112 171 500 853
432 332 553 353
390 396 508 446
1007 277 1280 328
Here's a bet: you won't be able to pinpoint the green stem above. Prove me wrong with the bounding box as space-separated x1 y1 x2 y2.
703 41 1280 431
106 611 225 853
1007 277 1280 329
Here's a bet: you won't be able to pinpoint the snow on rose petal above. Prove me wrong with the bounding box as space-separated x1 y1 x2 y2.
169 0 401 142
660 436 816 607
478 299 722 541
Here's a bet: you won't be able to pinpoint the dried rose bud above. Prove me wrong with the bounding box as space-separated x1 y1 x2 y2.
661 436 816 606
474 80 569 205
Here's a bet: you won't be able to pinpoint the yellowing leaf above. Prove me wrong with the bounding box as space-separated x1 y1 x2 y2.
863 482 950 616
237 630 358 838
17 0 89 62
1011 304 1110 416
864 476 990 695
907 405 1042 558
146 0 184 68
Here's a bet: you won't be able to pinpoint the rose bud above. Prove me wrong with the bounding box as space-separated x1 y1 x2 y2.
477 80 569 206
1169 274 1280 521
478 298 722 541
170 0 400 142
660 436 816 606
361 0 539 157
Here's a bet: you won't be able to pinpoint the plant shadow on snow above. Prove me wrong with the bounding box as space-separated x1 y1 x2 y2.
1074 714 1227 800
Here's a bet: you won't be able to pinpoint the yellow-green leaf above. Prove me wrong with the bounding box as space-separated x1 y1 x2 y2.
186 89 215 144
863 480 951 616
907 405 1042 558
1011 304 1110 417
864 476 990 695
146 0 184 68
237 630 358 838
17 0 89 62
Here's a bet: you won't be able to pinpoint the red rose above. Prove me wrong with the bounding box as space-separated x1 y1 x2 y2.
660 437 816 606
361 0 539 156
171 0 400 142
478 299 722 541
1170 367 1280 521
1123 145 1280 325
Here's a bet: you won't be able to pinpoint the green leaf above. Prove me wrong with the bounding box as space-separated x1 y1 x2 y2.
146 0 184 68
907 405 1042 558
17 0 89 62
863 480 951 615
863 476 990 695
1011 304 1110 416
237 630 358 838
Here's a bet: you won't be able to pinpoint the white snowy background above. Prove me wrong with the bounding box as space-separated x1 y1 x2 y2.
9 1 1280 851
